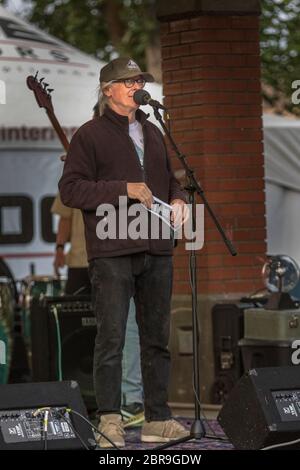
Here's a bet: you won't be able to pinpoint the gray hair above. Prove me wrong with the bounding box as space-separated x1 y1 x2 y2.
98 81 113 116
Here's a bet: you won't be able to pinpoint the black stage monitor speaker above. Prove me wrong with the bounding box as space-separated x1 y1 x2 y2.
218 366 300 449
0 381 95 449
30 296 97 410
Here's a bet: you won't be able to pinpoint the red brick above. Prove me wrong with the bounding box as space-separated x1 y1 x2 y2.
162 70 172 82
231 93 263 105
174 256 189 268
183 81 205 93
231 42 260 54
216 104 262 117
204 168 237 179
244 80 261 92
181 130 204 142
202 117 235 129
231 16 259 29
163 82 182 95
233 142 264 154
218 129 263 141
224 280 259 292
190 17 232 30
173 282 190 295
237 242 267 253
222 255 258 267
203 128 220 140
162 58 181 71
200 91 233 104
218 204 256 216
171 119 192 132
181 55 216 68
221 81 248 91
190 42 231 54
233 229 266 241
245 55 261 67
160 33 180 47
209 267 238 280
169 19 190 33
219 179 264 191
198 281 228 293
215 55 247 67
170 69 193 82
168 107 184 119
203 142 232 154
200 255 224 267
180 141 204 155
160 23 170 35
237 216 266 228
205 230 226 242
170 94 192 107
208 191 256 204
170 44 190 58
182 105 204 118
234 117 262 128
237 166 264 178
161 46 171 59
243 29 260 42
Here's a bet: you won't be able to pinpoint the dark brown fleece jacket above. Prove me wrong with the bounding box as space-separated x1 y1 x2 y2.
58 106 186 260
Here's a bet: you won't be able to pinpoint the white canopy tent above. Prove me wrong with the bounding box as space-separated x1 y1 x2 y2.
0 6 162 279
263 114 300 268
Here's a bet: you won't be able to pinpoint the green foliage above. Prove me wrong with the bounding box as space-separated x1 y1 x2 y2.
4 0 158 68
260 0 300 111
2 0 300 112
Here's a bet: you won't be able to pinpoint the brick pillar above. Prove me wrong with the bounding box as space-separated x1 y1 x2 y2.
157 1 265 402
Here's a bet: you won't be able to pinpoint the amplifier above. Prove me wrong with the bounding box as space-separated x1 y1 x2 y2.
30 295 97 411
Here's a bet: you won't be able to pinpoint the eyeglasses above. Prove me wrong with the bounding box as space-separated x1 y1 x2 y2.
111 78 146 88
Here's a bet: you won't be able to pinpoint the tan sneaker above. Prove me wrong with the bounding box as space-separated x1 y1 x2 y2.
141 419 189 443
97 414 125 448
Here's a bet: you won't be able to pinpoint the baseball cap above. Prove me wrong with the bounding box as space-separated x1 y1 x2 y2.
100 57 154 83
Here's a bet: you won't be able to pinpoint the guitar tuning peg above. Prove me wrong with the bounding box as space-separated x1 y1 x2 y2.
34 71 39 80
47 89 54 94
39 77 45 83
43 83 49 88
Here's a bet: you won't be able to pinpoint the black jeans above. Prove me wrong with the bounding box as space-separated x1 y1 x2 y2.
89 253 173 421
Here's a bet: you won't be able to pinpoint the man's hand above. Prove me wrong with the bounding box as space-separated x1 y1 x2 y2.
170 199 189 229
54 249 65 276
127 182 153 208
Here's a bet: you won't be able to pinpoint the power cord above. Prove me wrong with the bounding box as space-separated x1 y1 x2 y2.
261 436 300 450
66 408 121 450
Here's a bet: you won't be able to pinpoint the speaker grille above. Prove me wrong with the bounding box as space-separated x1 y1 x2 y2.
30 296 97 411
218 366 300 449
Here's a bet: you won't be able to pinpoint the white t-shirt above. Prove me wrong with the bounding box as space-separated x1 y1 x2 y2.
129 120 144 168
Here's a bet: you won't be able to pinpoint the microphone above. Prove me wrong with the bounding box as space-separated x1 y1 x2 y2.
133 89 167 110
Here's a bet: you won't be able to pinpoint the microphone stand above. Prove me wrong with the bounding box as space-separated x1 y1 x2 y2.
151 105 237 450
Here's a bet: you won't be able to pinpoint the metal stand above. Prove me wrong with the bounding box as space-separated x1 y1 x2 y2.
152 106 237 449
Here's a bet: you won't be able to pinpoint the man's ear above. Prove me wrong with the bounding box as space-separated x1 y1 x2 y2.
103 86 112 98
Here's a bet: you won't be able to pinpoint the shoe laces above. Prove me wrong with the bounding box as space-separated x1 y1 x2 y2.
101 419 125 436
163 419 185 435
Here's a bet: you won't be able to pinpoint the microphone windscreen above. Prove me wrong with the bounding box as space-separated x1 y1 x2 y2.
133 89 151 105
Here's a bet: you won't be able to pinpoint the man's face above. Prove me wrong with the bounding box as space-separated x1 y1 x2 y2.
104 75 144 115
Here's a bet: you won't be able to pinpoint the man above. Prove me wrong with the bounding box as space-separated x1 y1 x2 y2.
59 57 188 447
